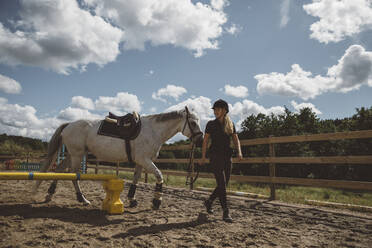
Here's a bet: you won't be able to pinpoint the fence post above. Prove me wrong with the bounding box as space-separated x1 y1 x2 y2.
145 173 148 183
116 162 119 176
269 136 276 200
95 160 99 174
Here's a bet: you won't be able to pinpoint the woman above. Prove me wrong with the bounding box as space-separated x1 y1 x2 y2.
201 99 242 223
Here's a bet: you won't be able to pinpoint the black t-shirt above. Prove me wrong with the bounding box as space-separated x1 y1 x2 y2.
205 119 236 156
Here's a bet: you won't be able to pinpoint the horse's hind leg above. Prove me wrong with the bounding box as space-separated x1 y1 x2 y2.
45 180 58 203
128 164 142 207
140 158 163 210
70 155 91 205
72 180 90 205
44 154 70 203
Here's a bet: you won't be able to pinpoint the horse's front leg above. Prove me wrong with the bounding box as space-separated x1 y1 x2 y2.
140 158 164 210
70 156 91 205
128 164 142 207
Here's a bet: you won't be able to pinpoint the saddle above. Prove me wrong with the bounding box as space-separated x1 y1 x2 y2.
105 112 141 140
97 112 141 164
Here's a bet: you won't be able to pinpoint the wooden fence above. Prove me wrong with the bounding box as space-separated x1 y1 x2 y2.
2 130 372 200
89 129 372 200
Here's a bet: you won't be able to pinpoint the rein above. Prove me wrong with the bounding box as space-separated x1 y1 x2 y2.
185 142 199 186
182 106 202 186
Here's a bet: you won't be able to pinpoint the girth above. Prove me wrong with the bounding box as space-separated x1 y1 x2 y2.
97 112 141 164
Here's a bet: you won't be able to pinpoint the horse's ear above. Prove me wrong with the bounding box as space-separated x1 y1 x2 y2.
185 106 189 113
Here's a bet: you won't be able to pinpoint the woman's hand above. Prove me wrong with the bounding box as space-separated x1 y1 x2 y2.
232 133 243 162
200 133 209 166
237 152 243 161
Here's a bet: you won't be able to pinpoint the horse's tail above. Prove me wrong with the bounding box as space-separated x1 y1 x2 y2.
33 123 69 193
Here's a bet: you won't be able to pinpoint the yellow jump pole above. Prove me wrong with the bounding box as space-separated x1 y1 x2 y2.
0 172 124 214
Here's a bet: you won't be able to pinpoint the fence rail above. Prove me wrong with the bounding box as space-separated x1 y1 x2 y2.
152 129 372 196
2 129 372 199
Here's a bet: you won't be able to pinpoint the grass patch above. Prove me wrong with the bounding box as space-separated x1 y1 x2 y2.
87 168 372 208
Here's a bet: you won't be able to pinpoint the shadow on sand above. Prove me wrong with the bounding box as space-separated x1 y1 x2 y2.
112 212 212 239
0 203 123 226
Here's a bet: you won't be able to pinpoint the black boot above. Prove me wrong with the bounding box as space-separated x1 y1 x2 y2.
223 209 233 223
204 199 214 214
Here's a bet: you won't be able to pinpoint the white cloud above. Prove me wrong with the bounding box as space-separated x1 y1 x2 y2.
222 84 249 98
225 23 241 35
164 96 213 142
0 97 59 140
0 74 22 94
164 96 289 141
71 96 95 110
255 45 372 99
303 0 372 43
152 84 187 103
255 64 330 100
280 0 291 28
230 100 285 131
0 0 123 74
230 100 285 120
149 107 157 113
84 0 229 57
327 45 372 92
95 92 142 115
166 96 285 131
291 100 322 115
165 96 213 123
0 91 144 140
0 98 41 128
57 107 101 121
0 0 233 73
211 0 229 10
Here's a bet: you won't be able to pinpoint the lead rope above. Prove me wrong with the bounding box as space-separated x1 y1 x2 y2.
186 142 199 186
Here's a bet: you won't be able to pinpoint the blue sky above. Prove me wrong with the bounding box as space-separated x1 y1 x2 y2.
0 0 371 141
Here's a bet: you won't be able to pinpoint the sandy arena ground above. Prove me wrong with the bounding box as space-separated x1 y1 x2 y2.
0 180 371 248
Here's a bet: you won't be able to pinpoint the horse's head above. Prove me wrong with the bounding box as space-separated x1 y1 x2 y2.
181 106 203 146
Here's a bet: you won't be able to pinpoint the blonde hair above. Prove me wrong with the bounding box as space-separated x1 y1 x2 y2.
224 114 234 135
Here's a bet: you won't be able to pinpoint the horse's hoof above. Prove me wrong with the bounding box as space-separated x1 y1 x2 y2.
152 198 161 210
129 199 138 208
77 193 90 205
44 195 52 203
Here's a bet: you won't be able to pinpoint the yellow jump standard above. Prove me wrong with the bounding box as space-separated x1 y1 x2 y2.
0 172 124 214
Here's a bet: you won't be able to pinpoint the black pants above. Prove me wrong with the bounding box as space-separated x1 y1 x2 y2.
208 155 232 210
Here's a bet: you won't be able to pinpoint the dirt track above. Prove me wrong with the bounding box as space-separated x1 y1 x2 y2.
0 180 371 248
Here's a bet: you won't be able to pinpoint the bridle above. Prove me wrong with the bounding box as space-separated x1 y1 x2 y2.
182 106 202 186
181 106 203 142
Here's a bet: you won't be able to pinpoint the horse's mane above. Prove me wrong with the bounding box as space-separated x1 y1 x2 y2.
148 110 183 122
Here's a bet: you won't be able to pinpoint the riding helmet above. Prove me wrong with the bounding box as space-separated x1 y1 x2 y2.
212 99 229 113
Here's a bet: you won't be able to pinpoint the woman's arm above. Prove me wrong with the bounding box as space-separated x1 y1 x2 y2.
201 133 210 165
232 133 243 160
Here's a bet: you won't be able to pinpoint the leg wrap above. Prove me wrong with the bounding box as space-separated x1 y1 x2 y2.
155 183 162 192
154 183 163 200
152 182 163 210
76 192 84 202
152 198 161 210
48 182 57 195
127 184 137 199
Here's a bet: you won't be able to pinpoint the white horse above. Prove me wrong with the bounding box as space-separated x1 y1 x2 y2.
33 107 203 209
